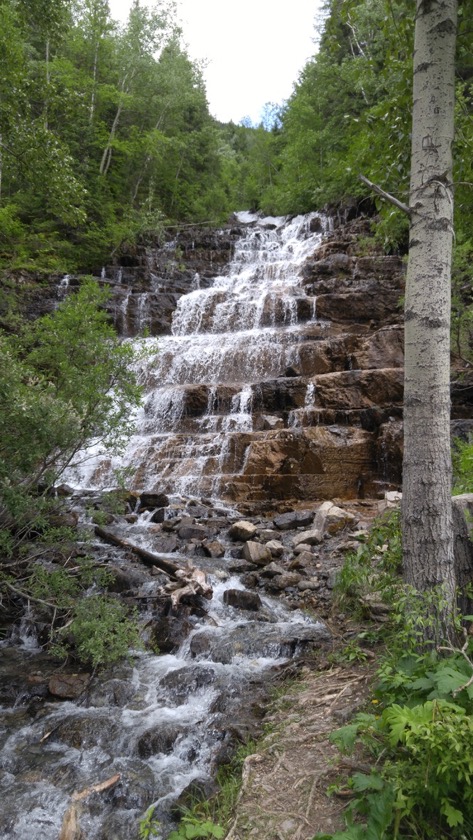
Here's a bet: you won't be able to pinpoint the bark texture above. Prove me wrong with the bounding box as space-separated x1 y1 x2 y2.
402 0 458 619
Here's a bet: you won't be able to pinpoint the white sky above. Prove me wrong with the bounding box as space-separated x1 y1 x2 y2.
108 0 323 124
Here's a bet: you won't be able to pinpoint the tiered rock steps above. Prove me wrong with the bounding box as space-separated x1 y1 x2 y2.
91 216 409 502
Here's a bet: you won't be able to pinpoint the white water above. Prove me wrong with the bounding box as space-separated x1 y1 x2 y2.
0 564 328 839
65 212 327 497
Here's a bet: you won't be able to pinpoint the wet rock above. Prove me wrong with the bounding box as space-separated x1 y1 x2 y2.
150 508 166 523
86 678 136 708
160 665 217 703
150 612 196 653
178 523 208 541
107 565 150 593
240 572 260 588
51 713 117 748
107 760 156 809
202 539 225 558
138 492 170 510
229 520 258 541
243 541 272 566
227 559 258 573
261 414 284 430
223 589 262 611
190 621 330 663
150 534 179 553
137 724 184 757
48 673 90 699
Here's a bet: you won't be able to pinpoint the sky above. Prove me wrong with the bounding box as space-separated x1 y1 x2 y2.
108 0 323 124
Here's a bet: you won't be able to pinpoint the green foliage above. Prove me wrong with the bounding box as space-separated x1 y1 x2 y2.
0 278 142 512
319 511 473 840
51 594 142 668
0 278 144 666
139 806 161 840
333 509 402 616
168 815 225 840
452 436 473 495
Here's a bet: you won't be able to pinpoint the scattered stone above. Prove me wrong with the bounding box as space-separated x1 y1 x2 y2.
178 524 208 541
258 528 280 541
293 543 313 555
202 539 225 558
243 541 272 566
293 529 323 547
265 539 285 557
289 551 313 569
297 579 321 591
314 501 356 535
267 572 302 591
223 589 262 611
229 520 258 541
273 510 314 530
260 562 286 577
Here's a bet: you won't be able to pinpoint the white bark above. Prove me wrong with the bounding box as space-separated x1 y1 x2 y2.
402 0 458 631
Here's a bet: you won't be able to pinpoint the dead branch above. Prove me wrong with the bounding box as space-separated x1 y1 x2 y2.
359 174 411 216
94 525 180 577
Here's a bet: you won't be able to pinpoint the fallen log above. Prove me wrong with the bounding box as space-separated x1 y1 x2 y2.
94 526 180 577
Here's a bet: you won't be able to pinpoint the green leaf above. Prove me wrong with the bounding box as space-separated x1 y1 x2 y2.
330 723 359 753
351 772 385 792
441 800 464 828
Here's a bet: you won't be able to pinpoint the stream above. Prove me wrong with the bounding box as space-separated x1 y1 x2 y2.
0 212 333 839
0 506 330 840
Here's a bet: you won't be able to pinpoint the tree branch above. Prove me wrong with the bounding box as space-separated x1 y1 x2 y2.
359 174 411 217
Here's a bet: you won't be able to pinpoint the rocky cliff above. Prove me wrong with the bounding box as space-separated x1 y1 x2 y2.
3 214 472 504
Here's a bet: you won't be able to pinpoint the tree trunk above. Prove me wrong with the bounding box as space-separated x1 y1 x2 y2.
402 0 458 637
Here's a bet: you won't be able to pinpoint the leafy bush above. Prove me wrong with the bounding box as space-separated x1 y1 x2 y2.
51 595 141 668
318 511 473 840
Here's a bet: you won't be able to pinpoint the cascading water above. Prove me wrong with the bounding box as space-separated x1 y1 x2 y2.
0 534 329 840
66 212 329 500
0 213 339 840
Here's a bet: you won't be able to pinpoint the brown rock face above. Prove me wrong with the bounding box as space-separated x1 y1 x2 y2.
42 212 470 504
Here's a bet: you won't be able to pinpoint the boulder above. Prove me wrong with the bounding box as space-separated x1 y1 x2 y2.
229 520 258 541
266 539 285 557
138 492 170 510
273 509 315 531
314 501 356 535
267 572 302 590
243 541 272 566
178 523 208 541
48 673 90 699
293 529 323 547
202 539 225 558
223 589 262 611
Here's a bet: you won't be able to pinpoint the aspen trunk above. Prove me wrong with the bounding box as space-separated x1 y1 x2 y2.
402 0 458 636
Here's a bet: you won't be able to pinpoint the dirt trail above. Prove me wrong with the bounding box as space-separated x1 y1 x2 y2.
225 654 376 840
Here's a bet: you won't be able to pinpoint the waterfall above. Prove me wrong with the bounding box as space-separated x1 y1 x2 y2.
66 212 327 498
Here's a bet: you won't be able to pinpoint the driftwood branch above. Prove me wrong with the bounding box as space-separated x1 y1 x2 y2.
359 174 411 217
94 526 180 577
